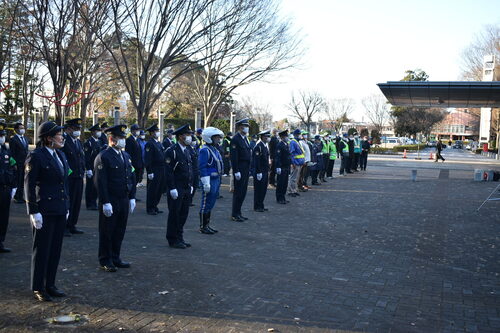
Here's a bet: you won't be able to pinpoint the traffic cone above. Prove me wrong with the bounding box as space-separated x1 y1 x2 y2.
402 149 407 159
429 152 434 160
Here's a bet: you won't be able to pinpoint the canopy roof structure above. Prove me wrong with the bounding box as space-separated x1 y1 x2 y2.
377 81 500 108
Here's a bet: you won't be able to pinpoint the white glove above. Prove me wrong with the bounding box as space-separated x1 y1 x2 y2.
103 203 113 217
10 188 16 199
147 173 154 180
129 199 136 213
276 168 282 175
201 176 211 193
30 213 43 229
86 170 93 178
170 189 178 200
66 210 69 220
256 173 262 181
234 172 241 180
190 186 193 194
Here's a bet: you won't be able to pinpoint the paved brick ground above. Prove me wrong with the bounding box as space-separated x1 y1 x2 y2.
0 149 499 332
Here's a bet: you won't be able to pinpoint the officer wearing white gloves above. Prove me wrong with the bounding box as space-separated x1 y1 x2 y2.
252 130 271 212
144 123 166 215
165 124 196 249
93 125 136 272
24 121 70 301
83 123 104 210
0 123 17 253
275 129 291 204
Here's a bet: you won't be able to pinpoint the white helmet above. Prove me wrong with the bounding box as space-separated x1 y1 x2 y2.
201 127 224 144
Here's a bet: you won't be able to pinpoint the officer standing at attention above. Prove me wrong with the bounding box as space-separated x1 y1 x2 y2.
165 124 195 249
230 118 252 222
99 122 109 148
10 122 29 203
0 123 17 253
83 124 104 210
222 132 232 177
144 124 165 215
198 127 224 234
61 118 85 236
268 128 279 188
25 121 69 301
275 129 291 204
162 129 175 151
253 130 271 212
93 125 136 272
125 124 144 198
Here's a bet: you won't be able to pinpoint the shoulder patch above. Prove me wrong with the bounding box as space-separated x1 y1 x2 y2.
25 164 31 172
146 147 150 152
166 157 171 163
255 151 260 156
98 164 103 170
232 144 236 149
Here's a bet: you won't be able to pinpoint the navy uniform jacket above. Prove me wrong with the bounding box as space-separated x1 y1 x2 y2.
125 136 144 170
252 141 270 174
229 133 252 173
187 145 199 180
61 133 85 178
9 134 29 166
144 139 165 174
165 143 194 191
93 147 136 203
162 137 174 151
84 137 104 171
275 140 291 170
99 133 108 148
0 145 17 186
269 136 278 160
24 147 70 215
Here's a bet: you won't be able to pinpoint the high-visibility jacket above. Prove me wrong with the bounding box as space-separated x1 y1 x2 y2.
289 138 305 165
341 139 349 154
321 139 329 154
354 137 362 153
328 140 337 160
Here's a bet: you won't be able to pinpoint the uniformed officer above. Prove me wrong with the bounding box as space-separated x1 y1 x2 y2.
93 125 136 272
275 130 291 204
99 122 109 148
188 135 199 206
162 129 175 151
125 124 144 194
222 132 232 176
0 123 17 253
253 130 271 212
25 121 70 301
144 124 166 215
198 127 224 234
10 122 29 203
229 118 252 222
165 124 195 249
268 128 279 187
83 124 104 210
61 118 85 235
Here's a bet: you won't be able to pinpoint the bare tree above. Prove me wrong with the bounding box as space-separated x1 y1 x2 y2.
236 97 273 130
460 24 500 81
192 0 302 127
288 91 326 132
361 94 389 133
324 98 354 132
0 0 21 84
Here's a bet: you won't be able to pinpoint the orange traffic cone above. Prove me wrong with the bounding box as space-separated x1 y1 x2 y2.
429 152 434 160
402 149 407 158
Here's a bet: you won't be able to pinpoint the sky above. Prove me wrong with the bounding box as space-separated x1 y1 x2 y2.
237 0 500 122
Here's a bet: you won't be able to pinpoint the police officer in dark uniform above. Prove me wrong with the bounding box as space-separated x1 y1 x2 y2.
165 124 195 249
275 130 291 204
93 125 136 272
125 124 144 196
10 122 29 203
230 118 252 222
222 132 232 176
99 122 109 148
253 130 271 212
144 124 165 215
84 124 104 210
0 123 17 253
61 118 85 235
268 129 278 187
162 128 175 151
25 121 69 301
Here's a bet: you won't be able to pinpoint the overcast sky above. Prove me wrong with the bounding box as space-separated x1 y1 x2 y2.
237 0 500 122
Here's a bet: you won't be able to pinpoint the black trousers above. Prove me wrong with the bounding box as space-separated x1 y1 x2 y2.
0 186 12 243
310 169 319 184
98 197 129 265
269 159 276 186
232 163 250 217
85 175 98 209
223 157 231 175
360 152 368 170
14 165 25 201
147 166 165 213
340 153 349 174
67 177 83 229
353 153 360 171
135 167 144 185
31 214 66 291
253 171 269 210
319 155 329 180
276 168 290 202
326 159 335 177
166 187 191 245
435 151 445 161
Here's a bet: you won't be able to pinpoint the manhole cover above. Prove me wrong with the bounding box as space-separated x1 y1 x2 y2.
46 313 87 325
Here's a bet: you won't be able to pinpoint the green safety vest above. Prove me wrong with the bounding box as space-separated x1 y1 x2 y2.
328 141 337 160
341 139 349 153
321 139 329 154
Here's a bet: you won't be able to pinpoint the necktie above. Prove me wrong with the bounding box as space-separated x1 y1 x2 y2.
21 136 26 147
52 152 64 176
184 148 192 183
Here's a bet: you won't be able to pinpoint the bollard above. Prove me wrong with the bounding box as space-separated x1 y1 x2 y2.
429 152 434 160
411 169 417 182
403 149 407 159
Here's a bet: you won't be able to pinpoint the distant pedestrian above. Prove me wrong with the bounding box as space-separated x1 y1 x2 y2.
359 136 370 171
435 140 445 162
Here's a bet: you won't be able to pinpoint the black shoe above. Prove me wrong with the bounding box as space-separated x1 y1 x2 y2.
182 241 191 248
169 242 187 249
100 264 117 272
189 203 195 207
33 290 52 302
14 199 25 204
147 211 158 215
254 208 268 212
63 229 72 237
87 206 98 211
277 200 287 204
69 228 84 234
217 195 223 199
135 198 142 202
47 286 66 297
113 260 131 268
321 179 327 182
207 226 218 233
200 227 215 234
239 215 248 220
231 216 244 222
155 209 164 214
0 243 11 253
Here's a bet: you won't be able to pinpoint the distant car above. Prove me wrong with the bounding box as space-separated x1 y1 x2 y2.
453 140 463 149
427 141 437 147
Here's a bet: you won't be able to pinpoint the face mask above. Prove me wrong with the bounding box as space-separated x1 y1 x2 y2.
73 130 81 137
184 135 192 145
115 138 126 149
265 137 271 143
19 129 25 135
140 135 145 139
0 137 5 145
133 131 139 137
303 135 308 140
94 131 102 138
283 137 289 142
242 127 249 135
154 131 160 138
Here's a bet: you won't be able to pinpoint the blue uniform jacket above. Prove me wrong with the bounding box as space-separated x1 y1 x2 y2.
84 137 103 171
165 143 194 190
61 133 85 178
0 145 17 187
198 144 223 178
144 139 165 174
252 141 269 174
275 140 291 170
229 133 252 173
125 136 144 170
24 147 70 215
289 139 305 165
